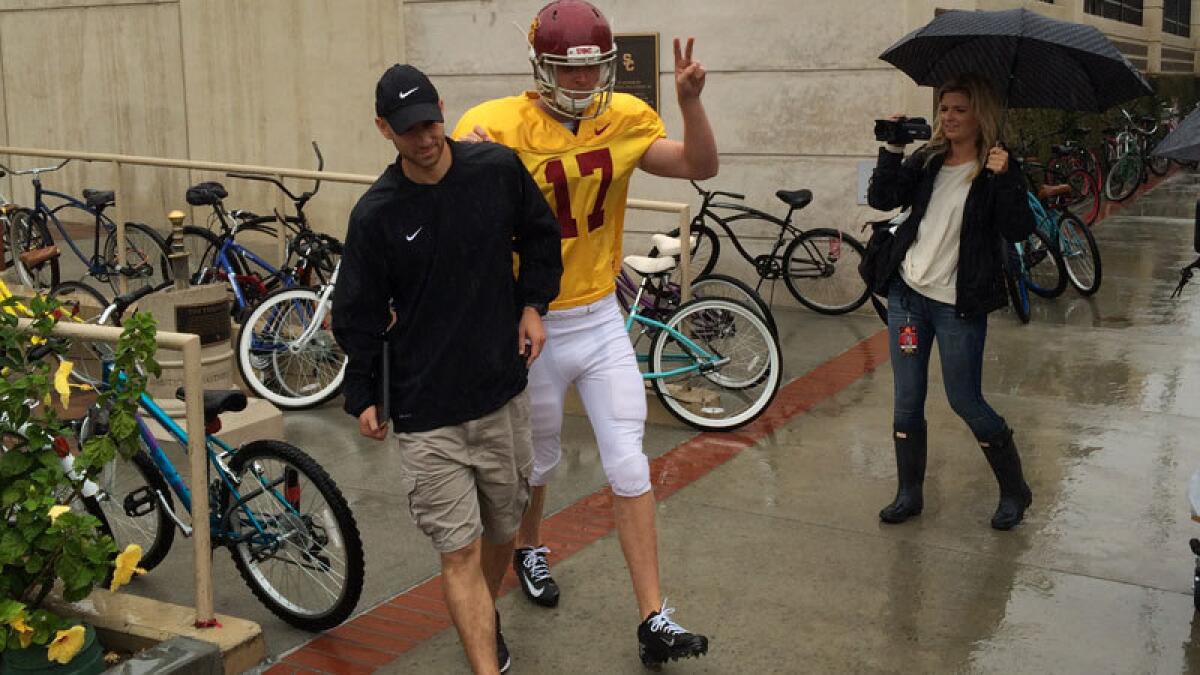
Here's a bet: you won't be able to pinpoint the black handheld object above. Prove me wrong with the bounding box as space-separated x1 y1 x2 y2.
378 331 390 427
874 117 932 146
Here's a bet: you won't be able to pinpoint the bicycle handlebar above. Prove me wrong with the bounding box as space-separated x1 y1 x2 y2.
0 158 71 176
103 279 172 324
225 140 324 208
689 180 744 201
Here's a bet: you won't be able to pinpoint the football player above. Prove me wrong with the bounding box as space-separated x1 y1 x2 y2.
453 0 718 667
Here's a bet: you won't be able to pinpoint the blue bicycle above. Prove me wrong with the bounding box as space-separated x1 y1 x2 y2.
0 159 171 294
77 285 364 630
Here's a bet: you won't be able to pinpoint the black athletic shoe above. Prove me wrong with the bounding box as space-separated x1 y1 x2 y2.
513 545 560 607
496 610 510 673
637 601 709 669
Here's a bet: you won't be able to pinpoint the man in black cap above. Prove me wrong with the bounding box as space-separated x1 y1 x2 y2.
333 64 562 674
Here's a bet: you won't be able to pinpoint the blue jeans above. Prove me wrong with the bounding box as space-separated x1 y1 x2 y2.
887 280 1007 440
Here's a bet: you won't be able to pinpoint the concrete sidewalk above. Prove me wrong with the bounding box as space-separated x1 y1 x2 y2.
126 171 1200 673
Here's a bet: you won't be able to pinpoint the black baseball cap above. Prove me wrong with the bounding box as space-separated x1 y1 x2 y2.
375 64 443 134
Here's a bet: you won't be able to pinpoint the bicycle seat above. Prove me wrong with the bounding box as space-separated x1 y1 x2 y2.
623 255 676 276
1037 184 1072 200
648 233 696 257
174 387 247 423
82 189 115 210
18 245 60 268
776 189 813 210
185 181 228 207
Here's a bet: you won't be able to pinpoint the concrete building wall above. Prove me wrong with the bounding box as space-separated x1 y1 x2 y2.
0 0 404 237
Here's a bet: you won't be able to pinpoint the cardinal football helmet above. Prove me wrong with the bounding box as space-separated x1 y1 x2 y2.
528 0 617 119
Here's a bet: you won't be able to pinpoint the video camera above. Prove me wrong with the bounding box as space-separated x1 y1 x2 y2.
874 116 932 146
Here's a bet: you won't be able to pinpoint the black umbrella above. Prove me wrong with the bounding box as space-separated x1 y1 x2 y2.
1153 107 1200 161
880 8 1153 112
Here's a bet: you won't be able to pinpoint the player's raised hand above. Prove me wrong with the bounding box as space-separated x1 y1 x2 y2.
674 37 706 101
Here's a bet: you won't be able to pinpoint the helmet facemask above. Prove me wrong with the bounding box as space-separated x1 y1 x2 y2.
531 44 617 120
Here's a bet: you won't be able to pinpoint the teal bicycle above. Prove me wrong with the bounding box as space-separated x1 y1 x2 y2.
1029 185 1102 296
76 285 364 631
621 253 781 431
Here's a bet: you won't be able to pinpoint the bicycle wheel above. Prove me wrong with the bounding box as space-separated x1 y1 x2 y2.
1004 243 1031 324
102 222 171 294
1023 228 1067 299
81 447 176 572
164 225 223 283
648 298 781 431
1064 168 1101 226
222 440 364 631
48 281 112 385
1104 155 1141 202
690 273 778 338
8 209 60 292
649 223 719 281
783 228 870 314
237 287 346 410
1056 212 1102 296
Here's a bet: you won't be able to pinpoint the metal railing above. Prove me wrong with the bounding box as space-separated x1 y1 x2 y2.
14 318 218 626
0 145 694 294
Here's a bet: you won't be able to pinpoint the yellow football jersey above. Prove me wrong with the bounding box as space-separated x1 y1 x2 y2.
453 92 666 310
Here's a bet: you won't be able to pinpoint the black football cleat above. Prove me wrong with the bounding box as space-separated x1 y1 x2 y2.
637 601 709 669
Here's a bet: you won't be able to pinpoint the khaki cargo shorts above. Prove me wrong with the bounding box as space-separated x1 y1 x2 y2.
396 391 533 553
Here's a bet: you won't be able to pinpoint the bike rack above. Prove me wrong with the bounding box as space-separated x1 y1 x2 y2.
13 318 218 627
0 145 695 294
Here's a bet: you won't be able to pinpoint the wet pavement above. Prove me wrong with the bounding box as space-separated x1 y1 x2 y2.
104 171 1200 672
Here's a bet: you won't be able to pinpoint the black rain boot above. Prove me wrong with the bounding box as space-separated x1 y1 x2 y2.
980 428 1033 531
879 424 928 524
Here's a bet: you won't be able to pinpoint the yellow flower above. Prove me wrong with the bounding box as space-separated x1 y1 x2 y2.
47 625 85 664
53 360 74 408
29 335 46 346
109 544 146 592
48 505 70 522
8 615 33 649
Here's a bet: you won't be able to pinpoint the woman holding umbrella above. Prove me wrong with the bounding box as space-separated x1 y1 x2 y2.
868 72 1036 530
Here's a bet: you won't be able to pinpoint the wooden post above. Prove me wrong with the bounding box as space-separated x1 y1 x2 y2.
181 335 215 626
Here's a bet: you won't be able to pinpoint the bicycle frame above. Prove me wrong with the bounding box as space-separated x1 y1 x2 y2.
212 235 296 311
29 177 113 272
622 278 727 378
696 198 798 266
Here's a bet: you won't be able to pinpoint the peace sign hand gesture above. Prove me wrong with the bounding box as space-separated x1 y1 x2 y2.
674 37 706 101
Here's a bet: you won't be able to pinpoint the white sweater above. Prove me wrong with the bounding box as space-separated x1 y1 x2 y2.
900 160 977 305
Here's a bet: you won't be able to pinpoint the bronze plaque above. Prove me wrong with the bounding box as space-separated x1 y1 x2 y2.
175 300 231 346
614 33 660 112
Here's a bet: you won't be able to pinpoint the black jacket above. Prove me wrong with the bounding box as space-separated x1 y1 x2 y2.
867 146 1036 318
332 140 562 432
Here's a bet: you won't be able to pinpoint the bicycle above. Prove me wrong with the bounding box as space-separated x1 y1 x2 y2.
617 232 778 338
620 252 781 431
1105 109 1169 202
652 181 870 315
1029 185 1101 296
0 159 171 295
166 143 338 317
73 284 364 630
235 259 347 410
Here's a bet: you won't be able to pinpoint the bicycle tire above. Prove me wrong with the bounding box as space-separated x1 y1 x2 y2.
1104 155 1140 202
236 287 346 410
1004 242 1031 324
8 209 60 292
1064 168 1101 226
690 273 778 338
649 298 781 431
102 222 172 294
783 228 870 314
82 448 176 572
223 440 365 631
1057 212 1102 296
48 281 112 385
1024 227 1067 299
649 223 719 280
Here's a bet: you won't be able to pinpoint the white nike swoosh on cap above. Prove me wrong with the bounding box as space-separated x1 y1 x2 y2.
398 87 419 99
521 573 545 598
